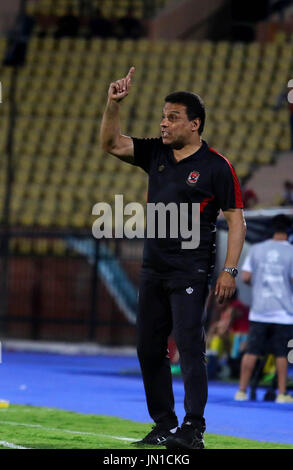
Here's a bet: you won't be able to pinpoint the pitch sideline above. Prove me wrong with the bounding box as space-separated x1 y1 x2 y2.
0 420 138 444
0 440 30 449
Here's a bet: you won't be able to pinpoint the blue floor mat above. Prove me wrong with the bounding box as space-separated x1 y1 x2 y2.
0 350 292 445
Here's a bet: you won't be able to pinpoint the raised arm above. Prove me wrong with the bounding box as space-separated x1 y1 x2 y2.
100 66 135 163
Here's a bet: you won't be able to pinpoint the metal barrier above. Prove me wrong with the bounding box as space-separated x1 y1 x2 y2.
0 229 143 345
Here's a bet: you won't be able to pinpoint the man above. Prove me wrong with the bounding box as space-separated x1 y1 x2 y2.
281 180 293 206
235 214 293 403
100 67 246 449
88 8 113 39
115 8 143 39
54 7 79 38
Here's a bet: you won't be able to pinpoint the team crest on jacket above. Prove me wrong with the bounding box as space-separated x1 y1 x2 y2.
187 170 200 186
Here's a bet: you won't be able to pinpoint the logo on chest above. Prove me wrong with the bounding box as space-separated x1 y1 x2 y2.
186 170 200 186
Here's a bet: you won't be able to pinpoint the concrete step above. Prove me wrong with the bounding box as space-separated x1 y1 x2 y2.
246 151 293 206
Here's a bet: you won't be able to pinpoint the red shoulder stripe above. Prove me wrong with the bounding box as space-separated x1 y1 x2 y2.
209 147 243 208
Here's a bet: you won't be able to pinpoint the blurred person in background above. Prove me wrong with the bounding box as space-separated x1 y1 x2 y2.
268 0 293 21
235 214 293 403
88 8 114 38
274 82 293 151
100 67 246 449
115 8 144 39
207 289 249 356
55 6 80 38
281 180 293 206
242 188 258 209
206 289 249 378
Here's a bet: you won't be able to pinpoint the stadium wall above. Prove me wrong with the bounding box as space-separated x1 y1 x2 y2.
148 0 227 39
246 151 293 207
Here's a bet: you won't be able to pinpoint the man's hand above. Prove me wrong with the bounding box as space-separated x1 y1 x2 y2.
214 271 236 304
100 67 135 161
108 66 135 102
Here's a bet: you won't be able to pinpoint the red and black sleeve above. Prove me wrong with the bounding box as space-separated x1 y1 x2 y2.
210 150 244 211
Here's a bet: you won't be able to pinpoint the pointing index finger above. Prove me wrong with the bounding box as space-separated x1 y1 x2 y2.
126 66 135 80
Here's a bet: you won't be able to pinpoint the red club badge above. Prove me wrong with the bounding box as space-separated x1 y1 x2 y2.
187 170 200 186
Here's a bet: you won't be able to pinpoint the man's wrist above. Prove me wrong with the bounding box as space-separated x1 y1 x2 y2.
222 267 238 278
108 98 120 107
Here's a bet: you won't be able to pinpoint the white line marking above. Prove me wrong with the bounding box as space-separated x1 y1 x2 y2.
0 440 30 449
0 420 138 442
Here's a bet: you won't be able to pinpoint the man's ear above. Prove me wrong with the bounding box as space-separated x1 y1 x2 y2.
192 118 201 132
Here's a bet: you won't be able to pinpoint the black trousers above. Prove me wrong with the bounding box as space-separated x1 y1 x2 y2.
136 274 209 432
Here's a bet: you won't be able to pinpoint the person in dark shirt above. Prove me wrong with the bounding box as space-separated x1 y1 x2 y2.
89 8 113 38
281 180 293 206
115 8 143 39
100 67 246 449
55 7 79 38
3 11 35 66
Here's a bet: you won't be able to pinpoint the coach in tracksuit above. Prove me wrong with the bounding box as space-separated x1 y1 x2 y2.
100 67 246 449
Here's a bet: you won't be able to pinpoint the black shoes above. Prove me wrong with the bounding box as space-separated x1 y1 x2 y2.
133 423 178 446
165 422 205 450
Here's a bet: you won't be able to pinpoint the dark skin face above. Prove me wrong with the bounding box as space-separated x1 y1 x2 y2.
160 103 201 149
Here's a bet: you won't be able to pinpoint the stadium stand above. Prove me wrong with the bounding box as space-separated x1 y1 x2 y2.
26 0 171 20
0 33 292 232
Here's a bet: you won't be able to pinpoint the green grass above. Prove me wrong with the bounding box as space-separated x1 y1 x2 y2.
0 405 292 449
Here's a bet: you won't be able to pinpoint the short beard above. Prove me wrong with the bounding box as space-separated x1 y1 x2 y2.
169 139 185 150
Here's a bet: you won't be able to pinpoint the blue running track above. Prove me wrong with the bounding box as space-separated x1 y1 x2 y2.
1 350 292 445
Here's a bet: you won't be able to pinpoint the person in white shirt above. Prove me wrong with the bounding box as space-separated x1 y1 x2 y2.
235 214 293 403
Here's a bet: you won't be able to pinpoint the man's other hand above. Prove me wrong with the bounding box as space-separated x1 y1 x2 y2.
215 271 236 304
